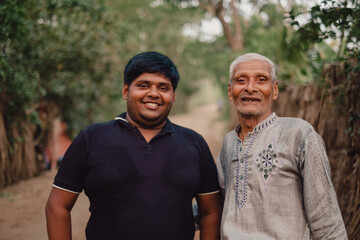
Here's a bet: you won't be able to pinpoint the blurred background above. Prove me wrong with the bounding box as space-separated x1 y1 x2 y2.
0 0 359 239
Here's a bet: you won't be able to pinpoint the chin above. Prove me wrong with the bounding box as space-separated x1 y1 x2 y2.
141 113 162 121
140 114 167 126
237 107 258 115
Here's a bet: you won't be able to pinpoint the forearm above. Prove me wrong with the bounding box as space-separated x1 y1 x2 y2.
46 204 72 240
199 212 221 240
45 187 78 240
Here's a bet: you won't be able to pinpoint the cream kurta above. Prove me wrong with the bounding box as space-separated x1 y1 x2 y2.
216 113 347 240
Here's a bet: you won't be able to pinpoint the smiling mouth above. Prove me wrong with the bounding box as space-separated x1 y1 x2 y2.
145 102 160 107
142 101 163 110
241 97 260 102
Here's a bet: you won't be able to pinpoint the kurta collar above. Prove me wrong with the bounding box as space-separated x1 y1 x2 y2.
235 112 278 135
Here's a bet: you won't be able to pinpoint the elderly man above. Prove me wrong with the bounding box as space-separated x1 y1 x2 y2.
46 51 222 240
216 53 347 239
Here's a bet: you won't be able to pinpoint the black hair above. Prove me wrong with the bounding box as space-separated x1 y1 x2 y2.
123 51 180 90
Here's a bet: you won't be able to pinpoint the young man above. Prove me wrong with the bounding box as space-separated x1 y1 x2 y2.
216 53 347 239
45 52 222 240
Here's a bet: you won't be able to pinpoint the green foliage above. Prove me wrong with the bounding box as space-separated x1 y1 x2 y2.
287 0 360 63
1 0 121 137
6 0 357 138
237 2 313 86
243 4 284 61
1 0 40 118
287 0 360 154
1 0 222 137
105 0 216 113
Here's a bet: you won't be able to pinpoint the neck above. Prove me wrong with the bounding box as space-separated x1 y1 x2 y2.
237 113 271 141
125 115 166 143
137 127 163 142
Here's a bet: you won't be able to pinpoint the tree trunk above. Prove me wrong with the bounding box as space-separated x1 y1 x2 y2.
0 101 60 187
199 0 244 51
0 110 11 187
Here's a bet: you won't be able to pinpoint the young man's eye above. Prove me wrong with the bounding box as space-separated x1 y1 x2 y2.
159 86 169 91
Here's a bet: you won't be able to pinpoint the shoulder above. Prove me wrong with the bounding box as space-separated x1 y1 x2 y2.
172 123 202 138
170 123 212 149
84 119 117 131
171 123 205 141
224 130 237 140
275 117 323 150
218 130 237 159
222 130 237 146
277 116 312 128
81 120 119 138
276 117 314 135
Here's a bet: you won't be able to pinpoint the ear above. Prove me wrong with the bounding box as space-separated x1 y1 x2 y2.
228 82 233 101
122 84 129 100
272 81 279 100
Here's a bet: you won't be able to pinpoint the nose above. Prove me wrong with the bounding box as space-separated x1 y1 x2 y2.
147 85 160 98
245 78 257 93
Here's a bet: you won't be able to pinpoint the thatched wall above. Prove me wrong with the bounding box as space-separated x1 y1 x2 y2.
272 62 359 239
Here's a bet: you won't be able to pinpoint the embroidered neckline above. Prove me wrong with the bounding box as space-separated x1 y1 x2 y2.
233 113 277 208
253 113 277 132
234 113 277 135
235 132 257 209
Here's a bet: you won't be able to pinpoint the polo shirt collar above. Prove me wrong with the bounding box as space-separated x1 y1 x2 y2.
114 112 175 134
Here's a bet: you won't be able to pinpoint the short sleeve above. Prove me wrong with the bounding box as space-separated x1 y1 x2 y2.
53 130 87 193
197 137 220 194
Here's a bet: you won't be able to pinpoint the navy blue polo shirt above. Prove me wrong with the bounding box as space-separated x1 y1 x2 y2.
53 113 220 240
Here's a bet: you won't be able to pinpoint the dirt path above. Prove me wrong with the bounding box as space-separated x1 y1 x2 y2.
0 103 226 240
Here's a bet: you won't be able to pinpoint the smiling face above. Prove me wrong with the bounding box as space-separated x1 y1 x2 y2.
228 60 278 123
122 73 176 129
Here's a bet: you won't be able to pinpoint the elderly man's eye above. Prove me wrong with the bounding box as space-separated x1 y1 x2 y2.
259 77 267 82
235 78 245 83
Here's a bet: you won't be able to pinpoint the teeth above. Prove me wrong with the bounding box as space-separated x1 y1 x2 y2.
241 98 258 102
146 102 158 106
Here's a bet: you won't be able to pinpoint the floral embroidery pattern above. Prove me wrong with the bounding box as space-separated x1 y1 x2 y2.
255 143 278 180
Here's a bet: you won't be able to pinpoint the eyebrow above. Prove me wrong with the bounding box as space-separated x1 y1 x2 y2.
158 82 172 86
233 72 270 79
135 80 172 87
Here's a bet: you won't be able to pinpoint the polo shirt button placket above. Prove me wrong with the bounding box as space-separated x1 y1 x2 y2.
145 143 152 156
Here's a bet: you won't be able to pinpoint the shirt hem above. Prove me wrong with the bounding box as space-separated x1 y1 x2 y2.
197 190 220 195
53 184 81 194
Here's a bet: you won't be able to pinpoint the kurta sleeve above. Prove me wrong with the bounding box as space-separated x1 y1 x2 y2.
300 129 348 239
216 143 226 196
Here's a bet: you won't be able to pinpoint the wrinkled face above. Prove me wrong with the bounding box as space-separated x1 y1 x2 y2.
228 60 278 122
122 73 175 129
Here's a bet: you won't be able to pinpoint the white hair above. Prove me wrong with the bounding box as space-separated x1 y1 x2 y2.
229 53 277 83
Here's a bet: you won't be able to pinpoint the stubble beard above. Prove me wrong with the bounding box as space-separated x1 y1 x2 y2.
127 103 172 129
